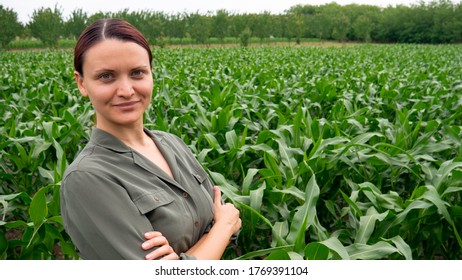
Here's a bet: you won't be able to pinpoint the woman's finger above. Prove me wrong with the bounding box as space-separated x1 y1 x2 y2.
145 244 175 260
213 186 222 206
141 234 168 250
144 231 162 240
160 252 179 260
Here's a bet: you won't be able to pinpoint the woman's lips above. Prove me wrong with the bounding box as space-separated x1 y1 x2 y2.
113 101 140 110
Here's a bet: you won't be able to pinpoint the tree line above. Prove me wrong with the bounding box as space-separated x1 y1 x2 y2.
1 0 462 48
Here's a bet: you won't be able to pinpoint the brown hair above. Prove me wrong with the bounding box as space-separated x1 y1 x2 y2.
74 19 152 76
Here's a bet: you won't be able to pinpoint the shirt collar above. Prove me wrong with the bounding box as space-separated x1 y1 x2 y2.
90 127 184 190
89 127 131 152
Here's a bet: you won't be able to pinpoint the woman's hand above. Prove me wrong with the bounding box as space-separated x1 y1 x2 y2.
213 186 241 236
184 186 241 259
142 231 179 260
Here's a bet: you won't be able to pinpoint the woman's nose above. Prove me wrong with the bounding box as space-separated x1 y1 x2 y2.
116 78 135 97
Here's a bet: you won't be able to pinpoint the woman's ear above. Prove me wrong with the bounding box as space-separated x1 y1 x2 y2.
74 71 88 97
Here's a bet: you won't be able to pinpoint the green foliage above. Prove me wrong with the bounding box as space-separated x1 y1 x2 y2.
156 32 167 48
148 45 462 260
1 50 91 259
286 14 305 44
251 11 272 44
65 9 88 39
7 39 75 50
28 6 64 48
4 1 462 48
2 44 462 260
352 15 372 42
0 5 22 49
188 13 212 44
331 14 350 42
212 10 229 44
239 27 252 47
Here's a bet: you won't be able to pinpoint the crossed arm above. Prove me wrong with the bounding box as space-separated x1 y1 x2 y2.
61 169 240 260
142 186 241 260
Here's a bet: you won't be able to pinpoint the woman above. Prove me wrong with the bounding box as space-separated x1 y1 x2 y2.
60 19 241 260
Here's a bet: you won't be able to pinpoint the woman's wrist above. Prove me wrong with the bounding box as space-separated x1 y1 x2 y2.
212 220 237 238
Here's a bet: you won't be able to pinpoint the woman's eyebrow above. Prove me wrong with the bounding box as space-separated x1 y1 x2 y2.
131 64 150 69
93 68 115 72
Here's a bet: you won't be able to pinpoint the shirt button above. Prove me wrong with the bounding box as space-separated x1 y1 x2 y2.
182 192 189 198
194 221 199 227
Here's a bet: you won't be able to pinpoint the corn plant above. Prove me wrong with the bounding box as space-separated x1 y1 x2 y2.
2 44 462 259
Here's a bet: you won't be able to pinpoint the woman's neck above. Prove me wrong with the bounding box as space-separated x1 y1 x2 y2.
96 121 148 148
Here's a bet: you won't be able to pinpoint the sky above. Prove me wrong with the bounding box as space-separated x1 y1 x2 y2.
2 0 435 24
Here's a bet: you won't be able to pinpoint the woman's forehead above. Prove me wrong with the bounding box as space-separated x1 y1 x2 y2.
83 39 150 68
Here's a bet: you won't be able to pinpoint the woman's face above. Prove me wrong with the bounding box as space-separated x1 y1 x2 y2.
75 39 153 130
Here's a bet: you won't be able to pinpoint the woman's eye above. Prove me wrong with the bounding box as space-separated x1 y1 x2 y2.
98 73 113 80
132 70 145 78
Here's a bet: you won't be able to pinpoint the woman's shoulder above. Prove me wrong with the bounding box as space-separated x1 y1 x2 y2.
64 145 96 174
63 142 116 180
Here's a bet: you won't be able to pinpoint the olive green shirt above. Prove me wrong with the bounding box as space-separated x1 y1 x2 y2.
60 128 215 260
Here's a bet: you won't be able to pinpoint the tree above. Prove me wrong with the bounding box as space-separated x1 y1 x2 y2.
130 11 165 45
429 0 460 43
332 14 350 42
239 27 252 47
287 4 317 15
252 11 272 44
87 11 111 24
342 4 380 41
228 14 251 39
270 14 285 39
187 13 212 45
320 3 344 40
151 12 167 45
166 13 186 42
352 15 372 42
286 14 305 44
28 6 63 47
454 1 462 42
65 9 88 39
286 4 316 41
0 5 22 48
375 5 407 42
212 9 229 44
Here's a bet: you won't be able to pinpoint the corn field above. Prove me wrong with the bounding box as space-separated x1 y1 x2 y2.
1 44 462 260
